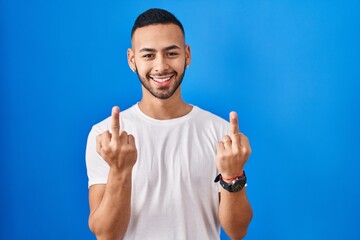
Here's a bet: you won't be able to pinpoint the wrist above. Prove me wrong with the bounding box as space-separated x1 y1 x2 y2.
221 170 244 182
108 167 133 181
221 171 245 183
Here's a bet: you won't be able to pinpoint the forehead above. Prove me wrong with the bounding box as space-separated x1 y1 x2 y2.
131 24 185 51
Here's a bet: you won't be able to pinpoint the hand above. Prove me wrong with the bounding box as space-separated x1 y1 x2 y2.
216 112 251 179
96 106 137 172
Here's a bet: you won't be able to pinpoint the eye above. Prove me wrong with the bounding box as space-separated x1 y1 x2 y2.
142 54 154 59
167 52 179 57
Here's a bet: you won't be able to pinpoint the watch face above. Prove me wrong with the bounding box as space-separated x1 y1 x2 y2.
231 179 246 192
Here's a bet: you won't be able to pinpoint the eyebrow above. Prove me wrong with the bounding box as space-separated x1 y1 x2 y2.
139 45 181 53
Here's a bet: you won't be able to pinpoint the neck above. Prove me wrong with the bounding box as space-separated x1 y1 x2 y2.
138 88 192 120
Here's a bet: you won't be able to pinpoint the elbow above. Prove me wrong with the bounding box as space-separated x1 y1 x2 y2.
237 228 249 240
88 215 101 237
223 210 253 240
226 227 249 240
88 216 95 235
88 216 123 240
89 227 122 240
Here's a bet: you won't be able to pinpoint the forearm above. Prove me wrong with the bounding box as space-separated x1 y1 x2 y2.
89 169 132 240
219 188 253 240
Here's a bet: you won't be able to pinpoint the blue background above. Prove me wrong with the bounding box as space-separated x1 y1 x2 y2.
1 1 359 239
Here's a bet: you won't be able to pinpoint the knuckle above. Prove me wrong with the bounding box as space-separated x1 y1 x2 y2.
120 130 128 136
127 145 137 153
238 133 244 141
232 148 240 155
120 144 131 153
101 145 110 154
241 146 250 155
216 151 224 158
129 148 137 155
120 145 127 152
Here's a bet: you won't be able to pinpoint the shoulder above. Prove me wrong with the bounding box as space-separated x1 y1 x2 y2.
193 106 229 126
190 106 229 136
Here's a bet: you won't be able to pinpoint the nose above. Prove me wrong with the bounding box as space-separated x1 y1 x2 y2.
153 56 169 73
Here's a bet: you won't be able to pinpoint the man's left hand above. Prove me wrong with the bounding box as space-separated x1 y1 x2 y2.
216 111 252 180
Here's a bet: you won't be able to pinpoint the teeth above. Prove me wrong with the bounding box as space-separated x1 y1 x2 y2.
152 77 171 83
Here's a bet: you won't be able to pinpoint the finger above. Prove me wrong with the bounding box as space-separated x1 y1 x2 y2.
222 135 232 148
240 134 252 155
229 111 240 147
128 134 136 146
216 141 225 151
111 106 120 138
101 131 111 146
120 130 128 144
229 111 239 136
239 133 248 145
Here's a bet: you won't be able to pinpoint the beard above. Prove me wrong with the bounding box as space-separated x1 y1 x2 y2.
135 67 186 100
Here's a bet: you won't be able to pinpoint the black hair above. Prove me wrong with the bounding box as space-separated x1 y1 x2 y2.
131 8 185 38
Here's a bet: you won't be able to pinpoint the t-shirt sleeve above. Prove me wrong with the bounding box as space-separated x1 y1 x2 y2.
85 125 110 188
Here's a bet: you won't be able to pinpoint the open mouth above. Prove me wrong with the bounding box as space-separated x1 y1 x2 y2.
150 75 174 86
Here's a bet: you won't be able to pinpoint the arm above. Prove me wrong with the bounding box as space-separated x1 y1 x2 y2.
219 185 253 239
88 106 137 240
217 112 253 239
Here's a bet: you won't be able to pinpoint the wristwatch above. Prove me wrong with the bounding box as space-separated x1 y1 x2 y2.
214 172 247 193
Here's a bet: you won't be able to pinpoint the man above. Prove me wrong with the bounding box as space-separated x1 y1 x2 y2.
86 8 253 240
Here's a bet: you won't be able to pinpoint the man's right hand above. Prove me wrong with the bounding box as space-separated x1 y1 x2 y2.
96 106 137 172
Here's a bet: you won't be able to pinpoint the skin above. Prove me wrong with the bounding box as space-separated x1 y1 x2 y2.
88 23 252 240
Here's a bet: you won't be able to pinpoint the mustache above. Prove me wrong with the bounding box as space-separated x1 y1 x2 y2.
147 71 176 77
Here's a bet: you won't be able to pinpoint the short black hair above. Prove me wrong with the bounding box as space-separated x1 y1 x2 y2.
131 8 185 38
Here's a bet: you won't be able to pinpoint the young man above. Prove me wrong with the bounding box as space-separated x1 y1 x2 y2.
86 8 253 240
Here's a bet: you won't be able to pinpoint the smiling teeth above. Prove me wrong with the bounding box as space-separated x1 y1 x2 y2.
152 77 171 83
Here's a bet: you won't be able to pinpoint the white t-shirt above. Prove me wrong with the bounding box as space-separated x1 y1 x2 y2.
86 104 229 239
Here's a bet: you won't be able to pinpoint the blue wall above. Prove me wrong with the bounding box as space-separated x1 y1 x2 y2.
1 1 359 239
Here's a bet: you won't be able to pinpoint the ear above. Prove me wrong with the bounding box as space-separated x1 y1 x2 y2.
127 48 136 72
185 44 191 67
